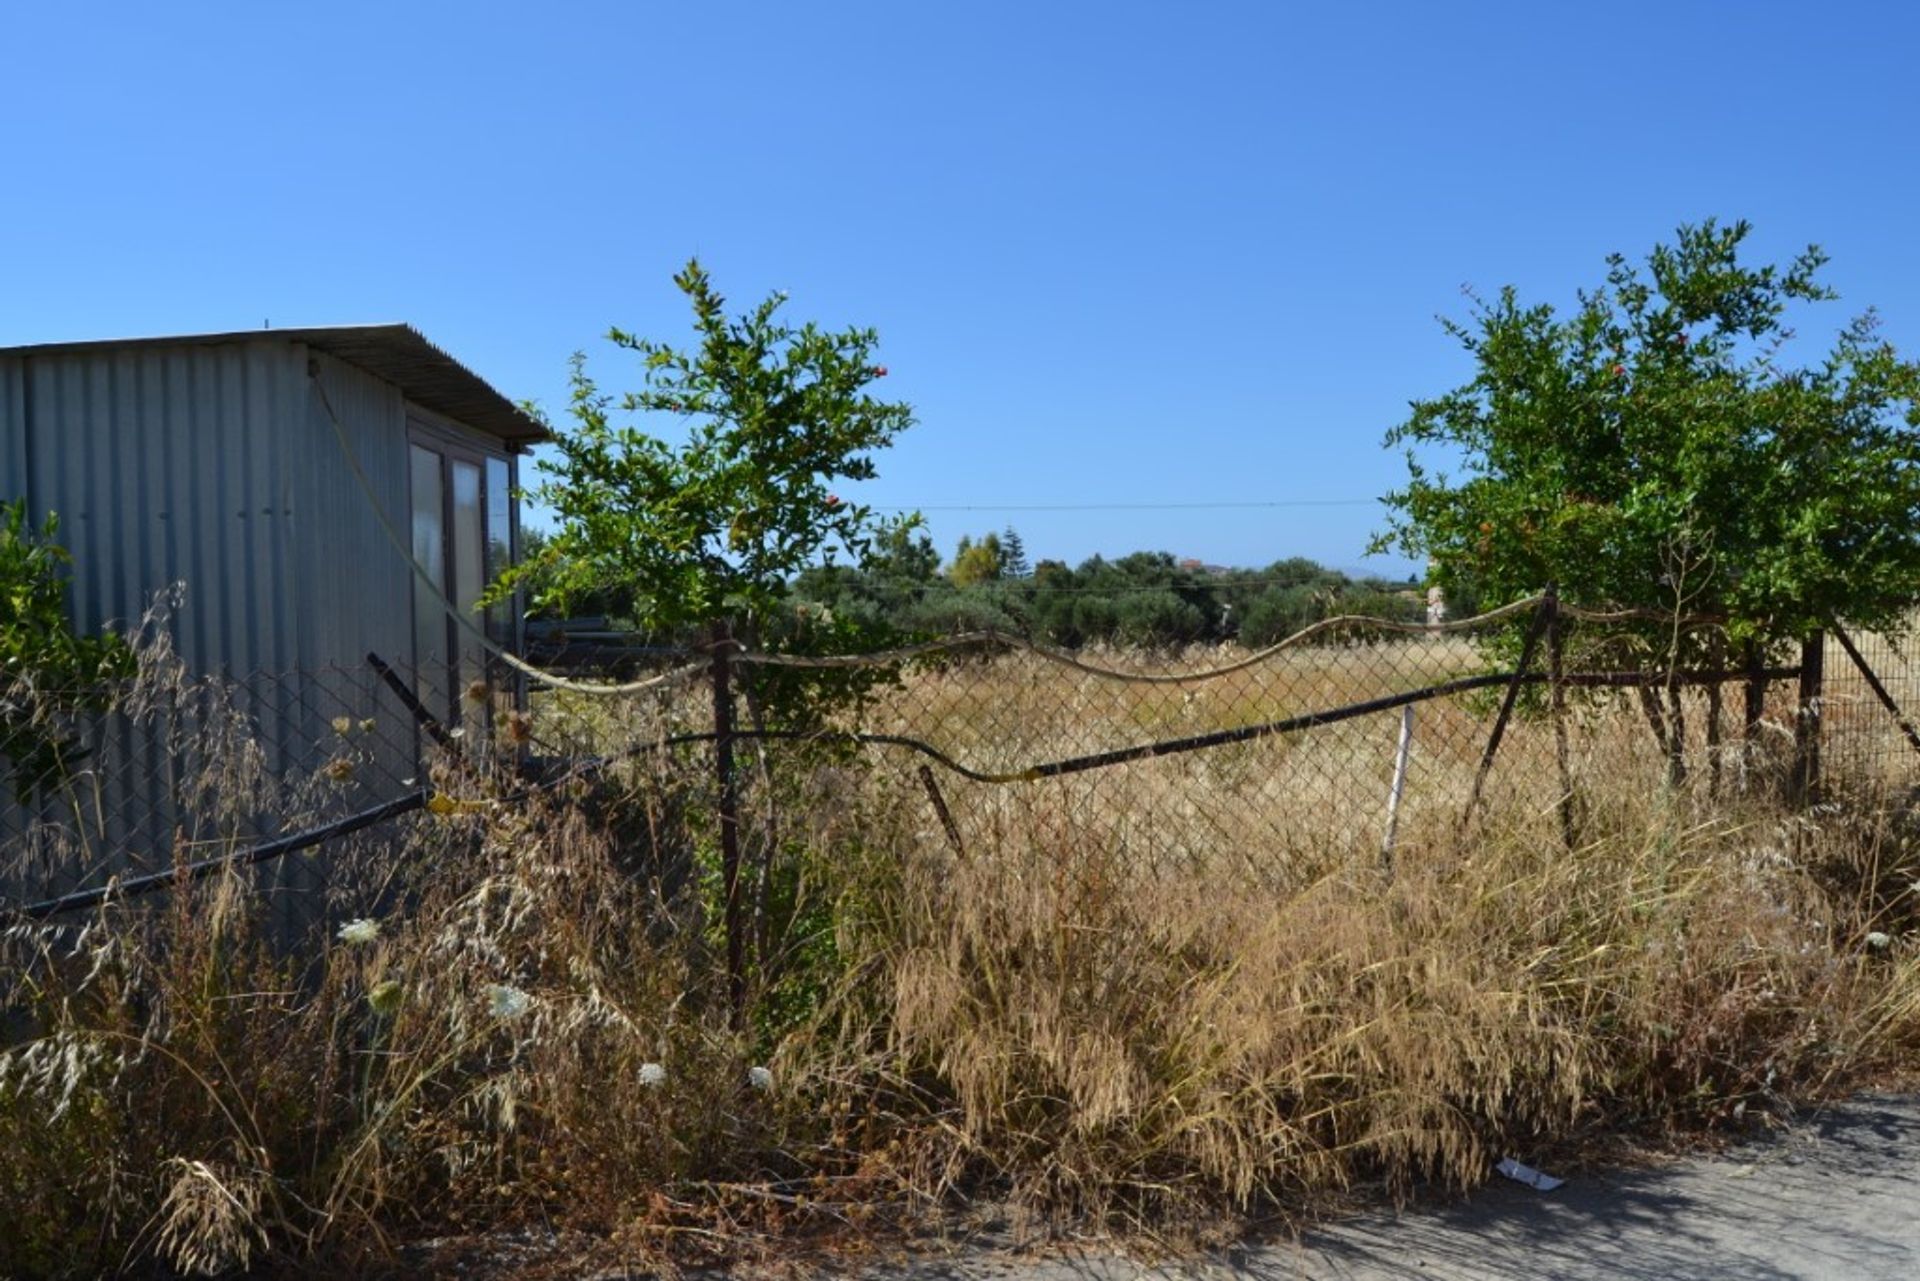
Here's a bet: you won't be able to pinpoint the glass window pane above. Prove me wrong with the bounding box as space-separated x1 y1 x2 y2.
409 445 447 691
486 456 513 648
410 445 453 720
451 460 485 733
451 461 483 616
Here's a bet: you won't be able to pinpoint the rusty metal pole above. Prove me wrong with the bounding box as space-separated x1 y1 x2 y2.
1461 593 1552 835
1790 630 1824 809
1546 586 1577 853
918 764 967 860
1743 640 1767 742
709 623 746 1022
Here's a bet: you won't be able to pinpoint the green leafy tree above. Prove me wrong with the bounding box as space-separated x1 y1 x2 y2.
492 259 917 665
488 263 918 1028
1375 219 1920 651
947 532 1006 588
1 499 136 801
789 522 941 631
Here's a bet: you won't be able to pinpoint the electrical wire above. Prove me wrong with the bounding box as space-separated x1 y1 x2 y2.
871 499 1381 512
736 595 1547 684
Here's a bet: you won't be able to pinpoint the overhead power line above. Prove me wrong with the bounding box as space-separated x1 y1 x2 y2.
872 499 1381 513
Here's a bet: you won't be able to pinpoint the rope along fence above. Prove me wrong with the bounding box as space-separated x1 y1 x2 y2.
8 595 1920 996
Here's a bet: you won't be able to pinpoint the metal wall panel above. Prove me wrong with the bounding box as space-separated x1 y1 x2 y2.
296 349 414 675
20 341 304 672
0 338 444 934
11 340 422 676
0 359 24 499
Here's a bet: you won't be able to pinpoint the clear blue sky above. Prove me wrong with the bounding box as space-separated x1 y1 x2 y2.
6 1 1916 578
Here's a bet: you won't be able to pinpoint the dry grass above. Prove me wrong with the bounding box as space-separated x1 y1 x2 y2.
6 631 1920 1276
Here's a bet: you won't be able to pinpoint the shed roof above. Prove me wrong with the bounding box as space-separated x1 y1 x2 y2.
0 324 547 445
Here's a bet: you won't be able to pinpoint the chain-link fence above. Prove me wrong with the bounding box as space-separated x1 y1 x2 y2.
9 597 1920 959
1824 625 1920 788
0 647 477 942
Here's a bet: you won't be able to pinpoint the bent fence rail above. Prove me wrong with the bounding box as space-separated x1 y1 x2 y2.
8 596 1920 984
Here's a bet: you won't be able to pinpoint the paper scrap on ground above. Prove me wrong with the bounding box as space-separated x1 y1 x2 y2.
1496 1157 1565 1191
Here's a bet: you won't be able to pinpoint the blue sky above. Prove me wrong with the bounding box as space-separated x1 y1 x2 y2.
5 1 1916 578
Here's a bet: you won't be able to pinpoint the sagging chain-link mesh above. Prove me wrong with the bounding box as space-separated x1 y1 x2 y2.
0 646 475 941
10 600 1920 943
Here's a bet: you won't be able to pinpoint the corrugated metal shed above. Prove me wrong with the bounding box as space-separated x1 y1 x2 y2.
0 324 545 446
0 326 541 931
0 326 542 664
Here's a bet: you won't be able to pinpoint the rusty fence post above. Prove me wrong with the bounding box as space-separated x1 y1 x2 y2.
918 764 967 860
1789 629 1824 809
1461 591 1553 835
1545 586 1577 853
708 623 747 1023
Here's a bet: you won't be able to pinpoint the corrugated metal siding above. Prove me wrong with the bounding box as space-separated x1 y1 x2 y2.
11 339 417 676
0 338 433 937
0 359 24 497
20 341 304 671
296 349 415 674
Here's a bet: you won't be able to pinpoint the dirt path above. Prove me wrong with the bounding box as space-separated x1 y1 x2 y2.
879 1094 1920 1280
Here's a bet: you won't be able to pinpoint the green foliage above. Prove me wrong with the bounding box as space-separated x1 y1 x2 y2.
999 525 1031 578
0 499 136 801
792 539 1418 650
513 526 638 623
489 260 918 645
1376 219 1920 648
947 532 1004 587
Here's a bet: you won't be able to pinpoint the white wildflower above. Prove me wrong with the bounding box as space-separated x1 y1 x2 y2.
1865 931 1893 951
336 918 379 946
747 1065 773 1091
638 1062 667 1088
485 983 533 1021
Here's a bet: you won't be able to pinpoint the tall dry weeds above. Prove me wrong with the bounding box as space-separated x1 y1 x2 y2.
5 632 1920 1275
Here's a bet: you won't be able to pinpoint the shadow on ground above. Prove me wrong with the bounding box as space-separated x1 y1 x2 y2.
880 1095 1920 1280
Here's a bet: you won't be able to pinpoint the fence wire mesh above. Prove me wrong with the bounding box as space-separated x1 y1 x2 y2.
9 599 1920 946
0 649 464 940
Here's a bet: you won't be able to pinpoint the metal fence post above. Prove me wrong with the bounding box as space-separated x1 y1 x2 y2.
1790 629 1824 809
1743 640 1767 743
1461 591 1552 835
709 622 747 1022
1546 585 1577 853
1704 633 1725 801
